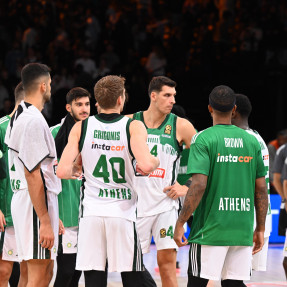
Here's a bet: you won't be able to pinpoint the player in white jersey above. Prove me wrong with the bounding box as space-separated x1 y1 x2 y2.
232 94 271 271
127 76 197 287
5 63 61 287
57 75 159 287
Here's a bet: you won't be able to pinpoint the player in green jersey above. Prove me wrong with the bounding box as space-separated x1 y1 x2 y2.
174 85 268 287
0 82 27 287
50 87 91 287
0 82 28 287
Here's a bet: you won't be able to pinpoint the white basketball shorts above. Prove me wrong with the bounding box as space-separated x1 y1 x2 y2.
188 243 252 281
1 226 20 262
11 189 59 261
76 216 143 272
136 207 178 254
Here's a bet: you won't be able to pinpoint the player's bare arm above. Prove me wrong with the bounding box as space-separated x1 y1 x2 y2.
174 174 207 247
253 176 268 255
176 117 197 148
24 164 54 250
57 121 82 179
130 120 159 174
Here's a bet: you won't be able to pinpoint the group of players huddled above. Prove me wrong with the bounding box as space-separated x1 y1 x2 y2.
0 63 269 287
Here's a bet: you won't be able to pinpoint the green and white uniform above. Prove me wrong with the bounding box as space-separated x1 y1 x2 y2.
177 144 191 186
133 112 181 253
0 116 13 228
133 112 181 216
76 114 143 272
187 125 266 281
246 129 271 271
50 122 81 254
0 115 19 262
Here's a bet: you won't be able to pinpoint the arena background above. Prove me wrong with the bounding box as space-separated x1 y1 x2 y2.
0 0 287 142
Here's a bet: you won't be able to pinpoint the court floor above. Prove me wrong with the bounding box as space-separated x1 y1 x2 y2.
51 243 287 286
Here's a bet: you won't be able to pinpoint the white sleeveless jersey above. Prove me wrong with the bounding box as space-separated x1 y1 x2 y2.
5 101 61 195
246 129 272 237
133 112 181 217
80 115 137 222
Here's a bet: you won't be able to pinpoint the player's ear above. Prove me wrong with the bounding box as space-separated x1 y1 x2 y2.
208 105 213 113
231 105 237 118
66 104 71 113
150 91 157 102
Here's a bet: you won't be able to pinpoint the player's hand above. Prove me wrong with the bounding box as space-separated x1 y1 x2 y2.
163 181 188 200
174 222 188 247
252 230 264 255
71 153 82 179
0 210 6 232
39 214 54 250
59 219 65 235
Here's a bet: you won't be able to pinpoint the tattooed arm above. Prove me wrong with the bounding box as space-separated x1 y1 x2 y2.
174 173 207 247
253 176 268 255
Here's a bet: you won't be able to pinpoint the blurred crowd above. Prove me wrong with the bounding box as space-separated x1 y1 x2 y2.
1 0 287 133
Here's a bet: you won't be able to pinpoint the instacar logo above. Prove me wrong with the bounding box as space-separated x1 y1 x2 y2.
149 168 165 178
217 153 253 163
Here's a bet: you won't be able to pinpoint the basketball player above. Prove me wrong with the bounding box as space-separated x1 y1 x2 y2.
50 87 91 287
5 63 61 287
57 75 160 287
0 82 27 287
174 85 268 287
231 94 271 272
127 76 197 287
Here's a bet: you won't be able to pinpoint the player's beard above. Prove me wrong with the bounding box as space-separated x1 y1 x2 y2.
70 108 83 122
43 91 51 104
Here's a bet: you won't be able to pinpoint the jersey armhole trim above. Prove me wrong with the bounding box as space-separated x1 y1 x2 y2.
79 119 88 152
126 118 134 158
173 114 182 153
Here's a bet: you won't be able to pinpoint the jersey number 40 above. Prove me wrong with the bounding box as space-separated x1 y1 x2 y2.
92 154 126 183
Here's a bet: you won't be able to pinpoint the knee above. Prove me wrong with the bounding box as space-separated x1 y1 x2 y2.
0 263 12 282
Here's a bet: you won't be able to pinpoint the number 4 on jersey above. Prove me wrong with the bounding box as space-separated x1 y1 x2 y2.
150 145 158 157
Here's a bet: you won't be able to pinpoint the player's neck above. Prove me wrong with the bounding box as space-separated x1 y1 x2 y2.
213 115 232 126
24 94 45 111
236 121 249 130
144 108 167 128
100 107 120 114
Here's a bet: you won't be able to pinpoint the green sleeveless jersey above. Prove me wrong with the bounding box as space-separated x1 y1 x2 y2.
133 112 181 217
177 144 191 185
187 125 266 246
0 115 13 227
50 123 81 227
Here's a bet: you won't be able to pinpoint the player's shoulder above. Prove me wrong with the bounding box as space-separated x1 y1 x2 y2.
0 115 10 127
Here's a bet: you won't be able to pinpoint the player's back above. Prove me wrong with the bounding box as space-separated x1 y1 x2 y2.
80 114 137 221
188 124 266 246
